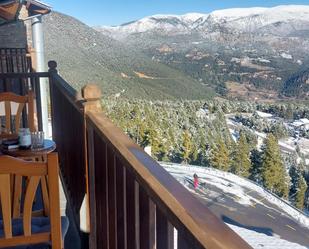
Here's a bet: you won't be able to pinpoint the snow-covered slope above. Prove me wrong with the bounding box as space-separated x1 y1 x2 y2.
97 5 309 39
228 224 308 249
160 163 309 248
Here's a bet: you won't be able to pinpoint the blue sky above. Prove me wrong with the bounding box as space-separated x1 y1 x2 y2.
46 0 309 26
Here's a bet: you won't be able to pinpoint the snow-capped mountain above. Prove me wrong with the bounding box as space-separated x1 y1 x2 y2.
96 13 205 39
97 5 309 39
95 5 309 100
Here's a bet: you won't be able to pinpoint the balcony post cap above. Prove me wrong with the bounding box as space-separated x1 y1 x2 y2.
48 61 57 71
82 84 102 101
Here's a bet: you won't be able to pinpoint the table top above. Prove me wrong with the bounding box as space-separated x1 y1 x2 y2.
0 139 56 157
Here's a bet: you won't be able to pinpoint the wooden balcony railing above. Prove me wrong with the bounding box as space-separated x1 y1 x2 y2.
47 61 252 249
0 48 31 74
0 71 47 130
0 61 253 249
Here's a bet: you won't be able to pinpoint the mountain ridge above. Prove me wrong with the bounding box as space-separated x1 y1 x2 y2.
97 5 309 39
95 5 309 100
43 11 215 100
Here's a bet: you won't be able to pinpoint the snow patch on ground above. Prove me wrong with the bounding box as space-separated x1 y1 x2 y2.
228 224 308 249
280 53 293 59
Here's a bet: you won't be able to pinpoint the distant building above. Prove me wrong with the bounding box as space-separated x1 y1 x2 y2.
255 111 273 119
196 108 209 118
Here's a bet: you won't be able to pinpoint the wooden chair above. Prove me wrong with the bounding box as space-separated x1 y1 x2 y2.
0 91 35 140
0 153 68 249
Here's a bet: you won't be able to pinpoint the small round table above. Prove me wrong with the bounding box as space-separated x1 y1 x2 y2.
0 139 56 158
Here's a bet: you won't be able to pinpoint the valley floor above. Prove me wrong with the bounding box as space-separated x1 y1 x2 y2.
161 163 309 249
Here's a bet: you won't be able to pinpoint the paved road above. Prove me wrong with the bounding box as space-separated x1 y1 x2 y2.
166 168 309 248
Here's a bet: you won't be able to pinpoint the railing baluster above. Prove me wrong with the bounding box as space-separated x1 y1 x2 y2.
139 189 156 249
156 208 174 249
177 230 204 249
126 170 138 249
107 147 117 249
178 235 191 249
87 125 97 249
116 158 127 249
93 134 109 249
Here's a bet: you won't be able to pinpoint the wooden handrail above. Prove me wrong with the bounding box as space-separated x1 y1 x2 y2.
48 61 84 113
0 72 50 78
86 111 252 249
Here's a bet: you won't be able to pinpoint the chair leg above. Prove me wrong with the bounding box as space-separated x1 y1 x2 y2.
41 176 50 216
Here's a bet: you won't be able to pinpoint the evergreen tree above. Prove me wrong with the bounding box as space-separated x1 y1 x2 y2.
305 184 309 210
148 128 160 160
289 163 302 197
249 149 263 184
261 134 289 198
285 104 294 120
290 164 308 210
181 130 192 164
232 133 251 177
210 139 231 171
295 175 307 209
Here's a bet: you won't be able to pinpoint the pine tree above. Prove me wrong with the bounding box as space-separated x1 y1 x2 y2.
305 184 309 210
290 163 308 210
181 130 192 164
285 104 294 120
148 127 160 160
249 149 263 184
232 133 251 177
261 134 289 198
210 139 231 171
295 175 307 209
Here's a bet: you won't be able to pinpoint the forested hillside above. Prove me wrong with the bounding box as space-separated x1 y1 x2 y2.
282 68 309 98
43 12 214 100
103 98 309 210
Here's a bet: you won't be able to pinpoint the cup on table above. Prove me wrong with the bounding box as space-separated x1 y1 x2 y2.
31 131 44 149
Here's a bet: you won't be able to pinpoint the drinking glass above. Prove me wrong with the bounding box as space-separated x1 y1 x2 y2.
31 131 44 149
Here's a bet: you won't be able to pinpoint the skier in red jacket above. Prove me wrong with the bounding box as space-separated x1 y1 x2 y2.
193 173 199 189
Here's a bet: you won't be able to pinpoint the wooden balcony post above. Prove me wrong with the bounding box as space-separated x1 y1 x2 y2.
82 84 102 249
82 84 102 113
48 60 58 137
48 60 58 74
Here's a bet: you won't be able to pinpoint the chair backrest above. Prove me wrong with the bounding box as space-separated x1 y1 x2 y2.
0 91 35 139
0 153 62 249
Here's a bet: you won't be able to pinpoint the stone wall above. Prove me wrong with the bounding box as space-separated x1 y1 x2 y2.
0 6 31 49
0 21 27 48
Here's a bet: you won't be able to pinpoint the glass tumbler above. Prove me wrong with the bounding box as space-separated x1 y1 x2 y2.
31 131 44 149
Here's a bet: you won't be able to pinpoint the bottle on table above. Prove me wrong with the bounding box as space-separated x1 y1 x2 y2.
19 128 31 149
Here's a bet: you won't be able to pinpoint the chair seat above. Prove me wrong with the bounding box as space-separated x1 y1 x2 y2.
0 216 69 248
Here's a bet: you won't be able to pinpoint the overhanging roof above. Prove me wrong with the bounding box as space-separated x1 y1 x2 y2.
0 0 21 24
0 0 51 25
26 0 51 15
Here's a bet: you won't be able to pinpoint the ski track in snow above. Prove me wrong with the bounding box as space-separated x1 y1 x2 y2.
160 163 309 229
160 163 309 249
160 162 309 249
